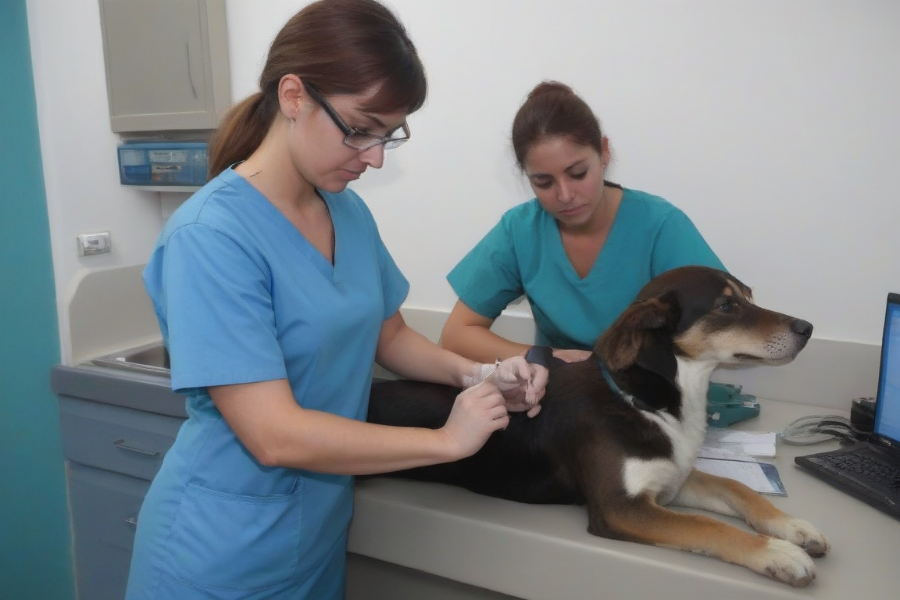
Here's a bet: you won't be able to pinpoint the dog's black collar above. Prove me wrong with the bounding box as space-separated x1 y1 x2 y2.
598 359 661 413
524 345 554 369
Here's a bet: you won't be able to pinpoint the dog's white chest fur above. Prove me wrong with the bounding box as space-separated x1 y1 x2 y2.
621 358 716 503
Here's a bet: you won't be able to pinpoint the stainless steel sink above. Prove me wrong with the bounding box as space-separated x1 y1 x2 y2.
90 341 170 376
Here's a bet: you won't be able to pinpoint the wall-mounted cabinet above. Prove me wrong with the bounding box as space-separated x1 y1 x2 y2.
99 0 231 133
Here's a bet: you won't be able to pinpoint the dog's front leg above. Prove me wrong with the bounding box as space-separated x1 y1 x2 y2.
593 494 819 587
671 469 830 557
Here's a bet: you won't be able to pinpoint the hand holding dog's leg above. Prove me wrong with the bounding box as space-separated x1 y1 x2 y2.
462 356 548 417
490 356 549 416
439 381 510 460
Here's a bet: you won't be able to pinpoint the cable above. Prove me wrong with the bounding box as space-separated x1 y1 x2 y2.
779 414 872 445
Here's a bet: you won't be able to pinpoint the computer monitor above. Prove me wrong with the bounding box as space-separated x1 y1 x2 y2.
873 293 900 448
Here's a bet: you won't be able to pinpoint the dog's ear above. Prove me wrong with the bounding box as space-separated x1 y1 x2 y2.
595 296 675 370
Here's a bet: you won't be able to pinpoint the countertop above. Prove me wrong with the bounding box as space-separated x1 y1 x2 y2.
53 363 900 598
349 398 899 600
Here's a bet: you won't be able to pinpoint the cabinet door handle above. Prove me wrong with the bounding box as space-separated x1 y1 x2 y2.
125 516 138 527
113 439 161 457
185 42 198 98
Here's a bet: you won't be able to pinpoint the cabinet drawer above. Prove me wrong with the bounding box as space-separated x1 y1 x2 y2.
68 462 150 551
59 395 184 481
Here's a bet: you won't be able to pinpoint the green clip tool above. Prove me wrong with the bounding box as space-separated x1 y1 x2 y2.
706 382 760 428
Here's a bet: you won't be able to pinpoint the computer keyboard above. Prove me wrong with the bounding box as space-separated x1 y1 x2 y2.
796 446 900 521
815 452 900 488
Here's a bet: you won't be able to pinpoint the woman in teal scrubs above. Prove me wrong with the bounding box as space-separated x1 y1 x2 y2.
125 2 546 599
440 81 726 364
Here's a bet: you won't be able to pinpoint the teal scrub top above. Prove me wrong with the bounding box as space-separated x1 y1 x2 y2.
126 168 409 600
447 188 725 350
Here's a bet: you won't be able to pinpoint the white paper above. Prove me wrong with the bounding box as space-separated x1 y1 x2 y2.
694 457 779 494
696 447 758 462
702 429 777 458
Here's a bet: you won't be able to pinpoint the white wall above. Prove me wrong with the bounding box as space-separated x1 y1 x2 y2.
27 0 167 363
28 0 900 365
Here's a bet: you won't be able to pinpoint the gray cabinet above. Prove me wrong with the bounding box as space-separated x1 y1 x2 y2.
52 365 186 600
52 365 495 599
98 0 231 132
67 463 149 600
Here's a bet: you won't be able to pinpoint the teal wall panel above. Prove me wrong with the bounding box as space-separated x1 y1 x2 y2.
0 1 76 598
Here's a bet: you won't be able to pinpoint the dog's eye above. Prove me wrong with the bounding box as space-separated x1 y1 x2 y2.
716 300 736 313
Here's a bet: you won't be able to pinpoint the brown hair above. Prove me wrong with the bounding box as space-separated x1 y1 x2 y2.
511 81 604 171
208 0 427 177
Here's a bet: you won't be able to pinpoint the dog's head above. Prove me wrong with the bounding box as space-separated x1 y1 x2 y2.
596 266 813 380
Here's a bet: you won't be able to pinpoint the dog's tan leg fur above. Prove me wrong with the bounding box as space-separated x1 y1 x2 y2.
672 469 830 557
590 495 819 587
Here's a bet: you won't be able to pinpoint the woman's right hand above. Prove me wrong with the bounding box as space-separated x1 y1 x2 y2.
440 381 509 460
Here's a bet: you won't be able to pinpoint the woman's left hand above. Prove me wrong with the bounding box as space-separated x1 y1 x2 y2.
488 356 549 417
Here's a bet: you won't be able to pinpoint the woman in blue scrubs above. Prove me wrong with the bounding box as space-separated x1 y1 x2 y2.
125 2 547 599
440 81 726 364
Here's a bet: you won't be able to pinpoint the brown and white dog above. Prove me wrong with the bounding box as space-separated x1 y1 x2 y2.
367 266 829 587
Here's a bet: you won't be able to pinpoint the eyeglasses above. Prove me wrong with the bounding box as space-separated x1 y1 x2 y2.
303 82 411 151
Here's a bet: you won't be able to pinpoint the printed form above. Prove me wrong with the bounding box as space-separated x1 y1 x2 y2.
695 431 786 495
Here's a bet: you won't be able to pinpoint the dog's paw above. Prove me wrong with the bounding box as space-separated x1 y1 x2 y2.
748 538 817 587
763 517 830 557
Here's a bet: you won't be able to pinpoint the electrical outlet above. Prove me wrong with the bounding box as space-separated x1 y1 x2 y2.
77 231 111 256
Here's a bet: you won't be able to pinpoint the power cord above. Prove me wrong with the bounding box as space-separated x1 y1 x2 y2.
779 414 872 445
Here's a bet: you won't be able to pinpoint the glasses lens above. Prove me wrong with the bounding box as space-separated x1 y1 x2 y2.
344 129 409 151
345 133 381 151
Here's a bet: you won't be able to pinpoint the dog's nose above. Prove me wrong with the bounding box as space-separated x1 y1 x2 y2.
791 319 814 338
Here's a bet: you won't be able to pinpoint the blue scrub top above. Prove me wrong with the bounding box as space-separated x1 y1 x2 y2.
447 188 725 350
126 168 409 600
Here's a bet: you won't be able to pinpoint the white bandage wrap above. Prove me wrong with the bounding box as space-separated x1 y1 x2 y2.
462 361 499 389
